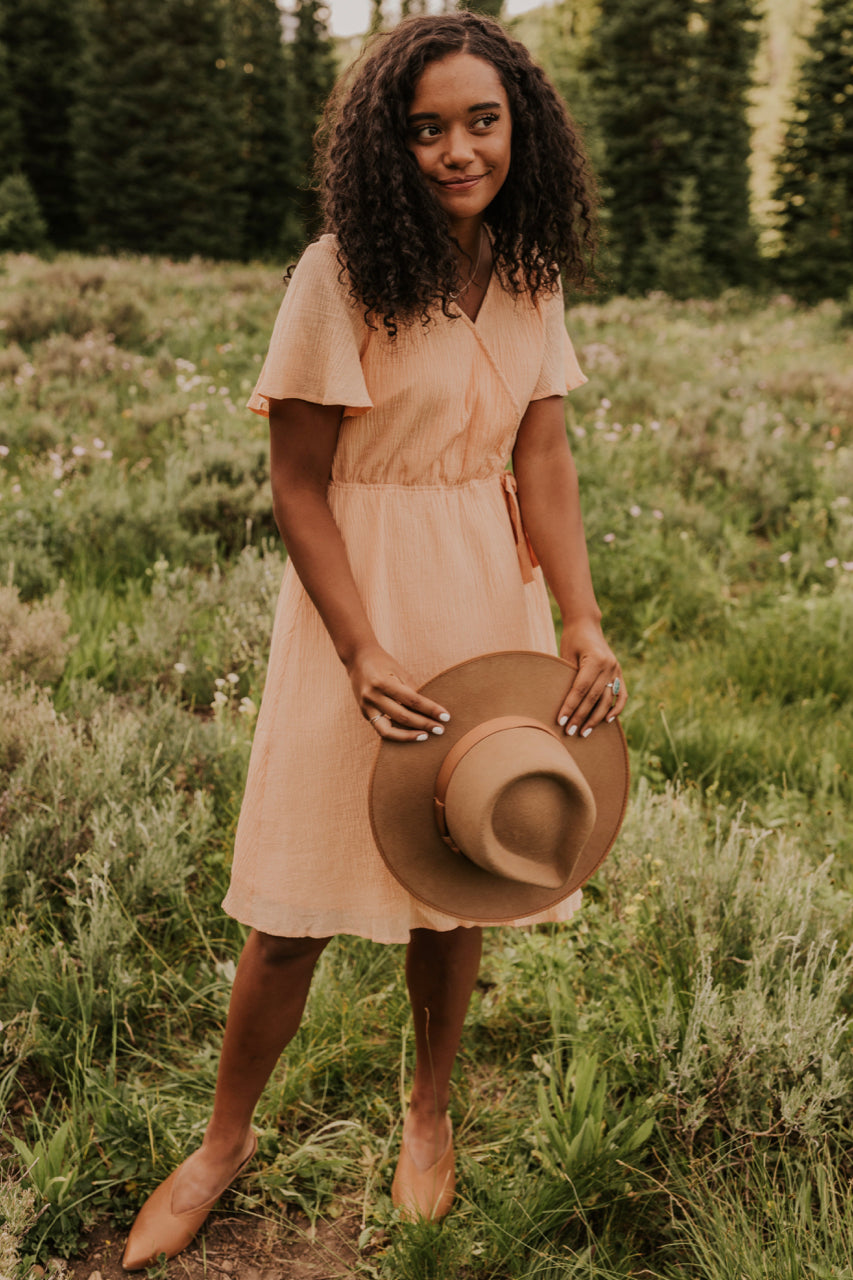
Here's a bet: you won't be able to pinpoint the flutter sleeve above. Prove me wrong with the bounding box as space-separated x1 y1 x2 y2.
247 238 374 419
531 278 588 400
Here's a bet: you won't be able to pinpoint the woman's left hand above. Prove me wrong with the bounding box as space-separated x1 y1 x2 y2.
557 616 627 739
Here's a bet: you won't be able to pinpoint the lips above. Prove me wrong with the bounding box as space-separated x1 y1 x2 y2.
438 175 485 189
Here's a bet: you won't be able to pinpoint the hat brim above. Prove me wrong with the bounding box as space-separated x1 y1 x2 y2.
368 651 629 923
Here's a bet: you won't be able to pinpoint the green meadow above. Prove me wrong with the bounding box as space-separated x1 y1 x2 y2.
1 253 853 1278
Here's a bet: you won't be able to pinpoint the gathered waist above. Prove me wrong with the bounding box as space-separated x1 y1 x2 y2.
328 471 538 584
328 474 504 493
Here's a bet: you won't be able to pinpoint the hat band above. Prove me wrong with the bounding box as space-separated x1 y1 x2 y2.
433 716 559 855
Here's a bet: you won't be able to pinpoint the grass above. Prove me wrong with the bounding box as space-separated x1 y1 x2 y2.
1 252 852 1277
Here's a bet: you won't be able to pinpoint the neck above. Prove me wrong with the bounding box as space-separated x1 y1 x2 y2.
449 216 484 265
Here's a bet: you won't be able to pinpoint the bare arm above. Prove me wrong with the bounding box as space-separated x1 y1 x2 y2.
512 395 627 737
268 397 449 740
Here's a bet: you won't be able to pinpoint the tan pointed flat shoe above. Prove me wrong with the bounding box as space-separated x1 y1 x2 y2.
122 1134 257 1271
391 1116 455 1222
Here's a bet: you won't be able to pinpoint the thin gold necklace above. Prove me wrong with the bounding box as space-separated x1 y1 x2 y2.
449 227 485 301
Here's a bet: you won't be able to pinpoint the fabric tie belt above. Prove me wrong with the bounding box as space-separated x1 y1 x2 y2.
500 471 539 585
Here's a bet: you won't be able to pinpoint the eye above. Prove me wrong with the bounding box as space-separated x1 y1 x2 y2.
473 112 500 130
409 123 441 142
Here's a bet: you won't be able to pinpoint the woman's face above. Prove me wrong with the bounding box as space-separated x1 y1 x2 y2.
406 52 512 235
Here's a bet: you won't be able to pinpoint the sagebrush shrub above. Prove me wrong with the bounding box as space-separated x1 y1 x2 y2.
0 585 73 684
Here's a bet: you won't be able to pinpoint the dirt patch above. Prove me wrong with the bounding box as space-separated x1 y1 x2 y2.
68 1210 367 1280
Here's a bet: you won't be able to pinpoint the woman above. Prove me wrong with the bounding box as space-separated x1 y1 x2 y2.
123 12 626 1268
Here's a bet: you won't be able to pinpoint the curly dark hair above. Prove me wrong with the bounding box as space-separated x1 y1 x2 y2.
315 12 598 335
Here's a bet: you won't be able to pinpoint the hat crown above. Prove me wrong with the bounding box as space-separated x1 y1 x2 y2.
438 721 597 888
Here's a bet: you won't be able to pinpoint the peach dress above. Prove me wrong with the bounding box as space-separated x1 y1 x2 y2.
222 235 588 943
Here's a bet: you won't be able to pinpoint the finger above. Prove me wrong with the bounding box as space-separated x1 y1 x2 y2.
367 693 448 736
580 682 621 735
606 678 628 723
556 665 603 733
558 669 620 737
382 673 451 726
370 712 433 744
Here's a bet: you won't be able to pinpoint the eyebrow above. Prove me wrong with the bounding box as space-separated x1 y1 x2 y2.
407 101 502 124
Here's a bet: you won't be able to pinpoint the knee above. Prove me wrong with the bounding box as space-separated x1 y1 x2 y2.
251 931 331 967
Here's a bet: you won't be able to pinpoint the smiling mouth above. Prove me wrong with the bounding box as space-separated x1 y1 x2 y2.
438 175 485 188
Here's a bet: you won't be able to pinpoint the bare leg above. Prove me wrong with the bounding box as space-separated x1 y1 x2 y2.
403 925 482 1169
171 929 330 1212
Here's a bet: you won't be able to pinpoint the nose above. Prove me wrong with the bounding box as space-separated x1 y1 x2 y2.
442 125 475 168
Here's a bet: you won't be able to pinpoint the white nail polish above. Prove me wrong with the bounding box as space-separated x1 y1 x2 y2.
607 715 615 723
432 725 444 735
582 727 592 738
416 733 429 741
567 724 577 737
439 712 451 722
558 715 568 726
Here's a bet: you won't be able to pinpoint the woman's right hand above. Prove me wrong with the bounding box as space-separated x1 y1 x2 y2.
347 644 451 742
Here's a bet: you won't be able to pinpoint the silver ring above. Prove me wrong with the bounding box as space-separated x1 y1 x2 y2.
611 677 621 698
369 712 386 725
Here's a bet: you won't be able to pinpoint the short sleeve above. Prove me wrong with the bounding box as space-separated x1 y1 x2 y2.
247 237 374 419
531 279 588 400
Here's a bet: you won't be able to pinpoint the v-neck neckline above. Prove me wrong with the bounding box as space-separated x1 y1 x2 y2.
452 227 496 326
454 260 495 328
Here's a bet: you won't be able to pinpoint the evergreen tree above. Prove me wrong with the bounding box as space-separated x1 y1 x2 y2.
774 0 853 300
459 0 504 19
0 171 49 251
587 0 693 293
0 37 23 183
227 0 296 258
1 0 82 246
73 0 245 259
288 0 336 240
689 0 760 289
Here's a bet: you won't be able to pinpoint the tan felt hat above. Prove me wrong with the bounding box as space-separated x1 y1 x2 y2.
368 651 629 922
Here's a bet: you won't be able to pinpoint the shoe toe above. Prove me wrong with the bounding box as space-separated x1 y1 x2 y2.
391 1121 455 1222
122 1137 257 1271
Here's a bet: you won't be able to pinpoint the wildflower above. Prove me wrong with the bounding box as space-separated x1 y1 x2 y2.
52 466 63 480
174 662 187 674
843 562 853 572
11 483 21 493
93 437 105 449
652 509 664 520
0 445 8 457
825 557 839 568
629 505 642 518
214 677 226 689
72 445 86 457
53 488 63 498
603 532 615 544
212 690 229 708
239 696 257 717
600 397 612 409
573 426 587 439
226 672 239 685
779 551 792 563
101 449 113 459
650 420 661 431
